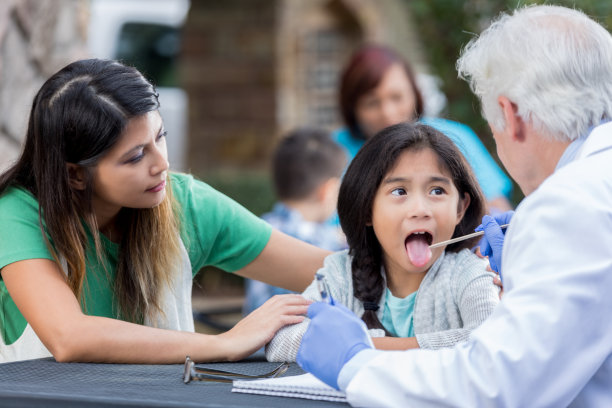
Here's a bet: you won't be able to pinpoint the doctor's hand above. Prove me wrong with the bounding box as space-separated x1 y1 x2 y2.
475 211 514 276
296 302 372 390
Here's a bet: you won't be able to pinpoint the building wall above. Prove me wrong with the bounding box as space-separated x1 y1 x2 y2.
181 0 424 176
0 0 89 172
275 0 363 137
180 0 278 174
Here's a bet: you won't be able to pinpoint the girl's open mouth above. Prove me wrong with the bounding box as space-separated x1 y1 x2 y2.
405 231 432 267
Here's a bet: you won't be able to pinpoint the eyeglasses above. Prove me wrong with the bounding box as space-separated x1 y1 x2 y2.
183 356 290 384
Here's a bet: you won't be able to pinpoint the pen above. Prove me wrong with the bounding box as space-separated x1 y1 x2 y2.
429 224 510 249
315 273 334 304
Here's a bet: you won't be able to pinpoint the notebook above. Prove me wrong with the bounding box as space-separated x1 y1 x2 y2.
232 373 347 403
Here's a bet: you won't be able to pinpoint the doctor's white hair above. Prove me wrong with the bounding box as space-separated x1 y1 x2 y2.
457 5 612 142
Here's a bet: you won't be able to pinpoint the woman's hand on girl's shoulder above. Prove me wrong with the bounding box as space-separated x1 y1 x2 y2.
218 294 312 361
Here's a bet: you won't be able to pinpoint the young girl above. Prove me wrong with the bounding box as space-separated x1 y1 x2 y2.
266 122 499 360
0 59 329 363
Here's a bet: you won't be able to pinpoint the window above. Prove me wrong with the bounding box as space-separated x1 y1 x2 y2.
300 29 351 128
115 23 182 87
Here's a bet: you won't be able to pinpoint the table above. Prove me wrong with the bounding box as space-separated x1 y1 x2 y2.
0 354 349 407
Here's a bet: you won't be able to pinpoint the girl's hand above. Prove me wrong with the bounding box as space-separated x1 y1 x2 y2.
218 294 311 361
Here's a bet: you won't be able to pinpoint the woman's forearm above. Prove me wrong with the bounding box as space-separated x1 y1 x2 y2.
3 258 311 363
236 229 330 292
52 294 311 363
51 315 228 363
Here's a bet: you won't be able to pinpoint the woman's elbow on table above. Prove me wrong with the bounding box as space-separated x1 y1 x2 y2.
44 318 94 363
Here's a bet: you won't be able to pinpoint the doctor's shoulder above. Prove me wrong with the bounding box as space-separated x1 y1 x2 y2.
519 155 611 228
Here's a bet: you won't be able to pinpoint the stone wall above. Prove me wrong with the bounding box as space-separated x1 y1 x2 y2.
181 0 278 174
0 0 88 172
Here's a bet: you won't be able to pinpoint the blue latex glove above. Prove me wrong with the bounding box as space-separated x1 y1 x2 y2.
475 211 514 276
296 302 372 390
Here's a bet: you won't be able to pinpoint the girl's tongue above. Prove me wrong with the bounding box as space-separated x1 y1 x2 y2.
405 234 432 267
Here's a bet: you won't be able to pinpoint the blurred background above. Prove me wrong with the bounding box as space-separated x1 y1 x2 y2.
1 0 610 331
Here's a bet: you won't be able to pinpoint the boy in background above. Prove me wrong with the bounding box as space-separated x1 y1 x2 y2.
244 128 348 314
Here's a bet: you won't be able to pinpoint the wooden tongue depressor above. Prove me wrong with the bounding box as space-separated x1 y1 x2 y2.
429 224 509 249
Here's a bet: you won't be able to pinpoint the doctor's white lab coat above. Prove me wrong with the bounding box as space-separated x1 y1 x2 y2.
340 122 612 407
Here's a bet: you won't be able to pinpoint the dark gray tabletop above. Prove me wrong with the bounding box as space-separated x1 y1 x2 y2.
0 355 349 407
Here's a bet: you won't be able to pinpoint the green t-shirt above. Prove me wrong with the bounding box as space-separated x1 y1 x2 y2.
381 288 417 338
0 173 272 345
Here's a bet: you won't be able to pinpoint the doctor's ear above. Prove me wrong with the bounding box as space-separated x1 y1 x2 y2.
498 96 526 142
66 163 87 191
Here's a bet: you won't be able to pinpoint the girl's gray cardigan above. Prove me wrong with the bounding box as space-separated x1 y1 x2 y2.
266 248 500 362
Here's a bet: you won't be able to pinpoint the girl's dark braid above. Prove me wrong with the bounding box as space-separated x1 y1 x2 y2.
350 229 391 335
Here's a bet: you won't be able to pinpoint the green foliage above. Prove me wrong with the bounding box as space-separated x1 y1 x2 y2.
406 0 612 205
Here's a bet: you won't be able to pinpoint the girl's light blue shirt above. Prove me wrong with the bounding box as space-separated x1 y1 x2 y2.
382 288 417 338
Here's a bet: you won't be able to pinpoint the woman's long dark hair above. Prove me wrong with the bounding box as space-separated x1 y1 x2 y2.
337 122 486 332
0 59 181 324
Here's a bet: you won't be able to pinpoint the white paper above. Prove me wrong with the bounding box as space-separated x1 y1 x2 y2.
232 373 347 403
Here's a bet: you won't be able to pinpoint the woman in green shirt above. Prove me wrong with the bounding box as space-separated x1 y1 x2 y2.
0 59 328 363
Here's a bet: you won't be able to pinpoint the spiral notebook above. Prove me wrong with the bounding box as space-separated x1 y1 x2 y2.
232 373 347 403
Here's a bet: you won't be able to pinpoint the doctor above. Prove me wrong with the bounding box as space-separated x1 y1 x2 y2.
296 5 612 407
